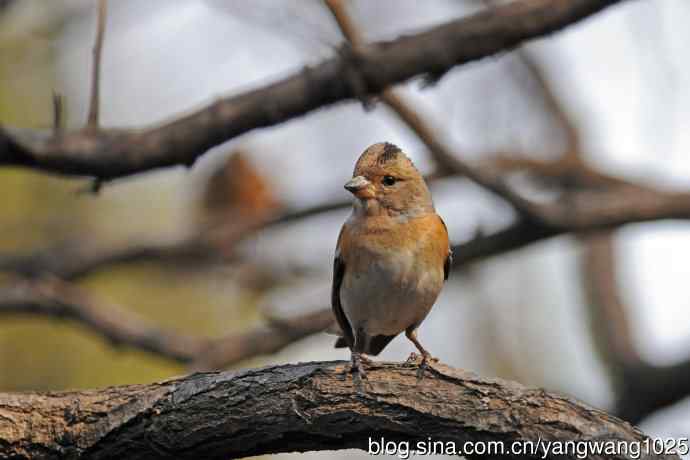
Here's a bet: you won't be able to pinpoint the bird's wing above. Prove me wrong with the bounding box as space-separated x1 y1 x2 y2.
331 227 354 348
438 215 452 281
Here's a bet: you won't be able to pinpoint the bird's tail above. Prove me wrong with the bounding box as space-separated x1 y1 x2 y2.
333 334 396 356
334 337 348 348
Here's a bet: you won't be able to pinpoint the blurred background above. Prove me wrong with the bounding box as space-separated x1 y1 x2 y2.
1 0 690 458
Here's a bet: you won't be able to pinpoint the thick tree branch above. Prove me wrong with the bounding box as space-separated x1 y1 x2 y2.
0 277 333 370
0 360 677 460
0 0 624 180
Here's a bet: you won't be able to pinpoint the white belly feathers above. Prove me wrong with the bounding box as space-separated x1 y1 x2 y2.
340 246 443 337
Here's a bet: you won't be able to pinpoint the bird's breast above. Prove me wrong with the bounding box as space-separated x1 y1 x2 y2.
340 233 444 337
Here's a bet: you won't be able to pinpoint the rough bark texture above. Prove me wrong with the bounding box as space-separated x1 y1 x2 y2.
0 361 677 460
0 0 624 180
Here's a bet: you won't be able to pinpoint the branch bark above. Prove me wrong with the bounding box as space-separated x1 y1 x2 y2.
0 0 624 180
0 360 677 460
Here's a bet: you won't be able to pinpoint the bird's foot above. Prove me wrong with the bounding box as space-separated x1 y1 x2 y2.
405 352 420 364
407 352 438 381
342 352 369 391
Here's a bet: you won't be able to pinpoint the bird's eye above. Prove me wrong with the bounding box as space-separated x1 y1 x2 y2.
382 176 396 186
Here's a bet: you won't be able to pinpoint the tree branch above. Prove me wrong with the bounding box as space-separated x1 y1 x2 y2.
581 234 690 424
0 0 624 180
0 360 677 460
0 236 215 280
87 0 107 129
452 184 690 264
0 277 333 369
324 0 544 219
3 176 690 278
0 196 351 280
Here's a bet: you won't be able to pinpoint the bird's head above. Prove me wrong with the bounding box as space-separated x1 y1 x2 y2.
345 142 433 217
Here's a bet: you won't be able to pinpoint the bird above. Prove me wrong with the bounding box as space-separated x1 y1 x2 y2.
331 142 451 382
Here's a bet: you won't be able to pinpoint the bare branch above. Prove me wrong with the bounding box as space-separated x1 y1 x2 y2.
0 0 625 180
52 91 64 136
490 154 644 190
0 236 214 280
3 173 690 279
581 234 690 424
452 185 690 264
324 0 545 219
189 309 333 371
0 196 350 280
87 0 107 129
483 48 690 424
581 233 642 365
0 360 676 460
0 277 206 361
0 277 332 369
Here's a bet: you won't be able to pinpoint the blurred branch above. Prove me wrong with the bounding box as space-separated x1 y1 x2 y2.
0 0 624 180
0 236 215 280
3 172 690 277
486 41 690 423
52 91 64 136
189 308 333 371
581 233 690 423
490 154 650 191
0 277 332 369
87 0 107 129
0 196 350 280
453 183 690 264
515 51 581 154
470 0 581 157
581 232 642 369
0 361 676 460
324 0 543 220
493 41 690 424
0 277 203 361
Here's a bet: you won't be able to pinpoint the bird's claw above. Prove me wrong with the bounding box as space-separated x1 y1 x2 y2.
359 354 373 365
414 353 438 382
342 352 369 391
405 352 420 364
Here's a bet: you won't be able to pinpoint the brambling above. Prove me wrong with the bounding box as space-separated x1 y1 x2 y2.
332 142 451 381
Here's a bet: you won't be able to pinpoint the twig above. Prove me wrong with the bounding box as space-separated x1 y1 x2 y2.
52 91 64 136
87 0 107 129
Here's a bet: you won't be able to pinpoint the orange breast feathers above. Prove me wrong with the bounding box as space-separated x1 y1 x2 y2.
337 213 449 270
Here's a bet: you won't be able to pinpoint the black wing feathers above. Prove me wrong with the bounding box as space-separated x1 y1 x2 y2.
331 254 354 348
439 216 451 281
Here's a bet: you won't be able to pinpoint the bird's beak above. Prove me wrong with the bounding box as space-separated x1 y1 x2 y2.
344 175 371 196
